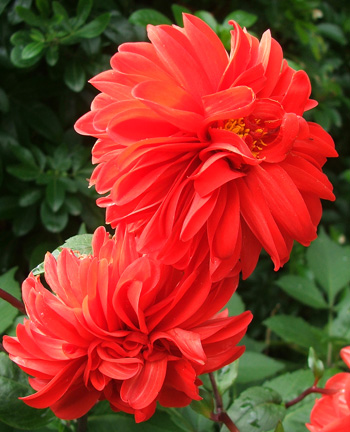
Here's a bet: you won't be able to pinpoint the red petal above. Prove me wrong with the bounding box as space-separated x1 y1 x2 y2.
120 358 167 409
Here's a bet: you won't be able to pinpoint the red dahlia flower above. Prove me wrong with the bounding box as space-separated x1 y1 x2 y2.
75 14 337 280
306 346 350 432
3 226 251 422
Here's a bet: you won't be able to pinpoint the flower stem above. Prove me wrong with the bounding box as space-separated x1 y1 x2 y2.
209 373 240 432
285 385 338 408
0 288 26 315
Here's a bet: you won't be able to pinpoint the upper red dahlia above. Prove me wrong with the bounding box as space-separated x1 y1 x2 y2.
306 346 350 432
75 14 337 280
3 226 251 422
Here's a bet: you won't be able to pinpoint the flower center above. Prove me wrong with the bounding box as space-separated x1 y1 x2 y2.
218 117 273 159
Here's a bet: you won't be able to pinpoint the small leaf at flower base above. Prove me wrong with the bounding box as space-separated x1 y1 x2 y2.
62 233 93 255
129 9 172 27
64 60 86 92
190 387 214 419
225 387 286 432
263 315 327 354
275 275 328 309
40 202 68 233
74 13 110 38
237 352 285 384
215 361 239 394
308 347 324 382
222 10 258 29
171 4 191 26
0 268 20 334
0 353 54 429
307 230 350 305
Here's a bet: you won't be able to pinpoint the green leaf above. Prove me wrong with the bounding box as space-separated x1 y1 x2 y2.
19 189 42 207
264 315 326 354
76 0 92 26
308 348 324 382
30 28 45 42
13 205 37 236
46 177 66 211
214 361 239 394
0 268 20 334
16 5 42 26
88 409 180 432
274 421 285 432
168 405 215 432
224 292 245 315
7 164 39 181
65 195 82 215
0 0 11 16
282 399 315 432
64 60 86 92
10 29 31 46
222 10 258 28
0 353 54 428
307 230 350 305
194 11 218 31
11 45 41 68
129 8 172 27
40 202 68 233
317 23 347 45
190 388 214 419
52 1 69 21
74 13 110 38
276 275 328 309
237 351 285 384
45 44 59 66
263 370 314 401
35 0 50 17
62 233 94 255
171 4 191 26
22 103 63 142
10 143 37 167
225 387 286 432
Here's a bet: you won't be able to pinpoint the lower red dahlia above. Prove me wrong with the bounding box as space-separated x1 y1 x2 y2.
3 226 251 422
